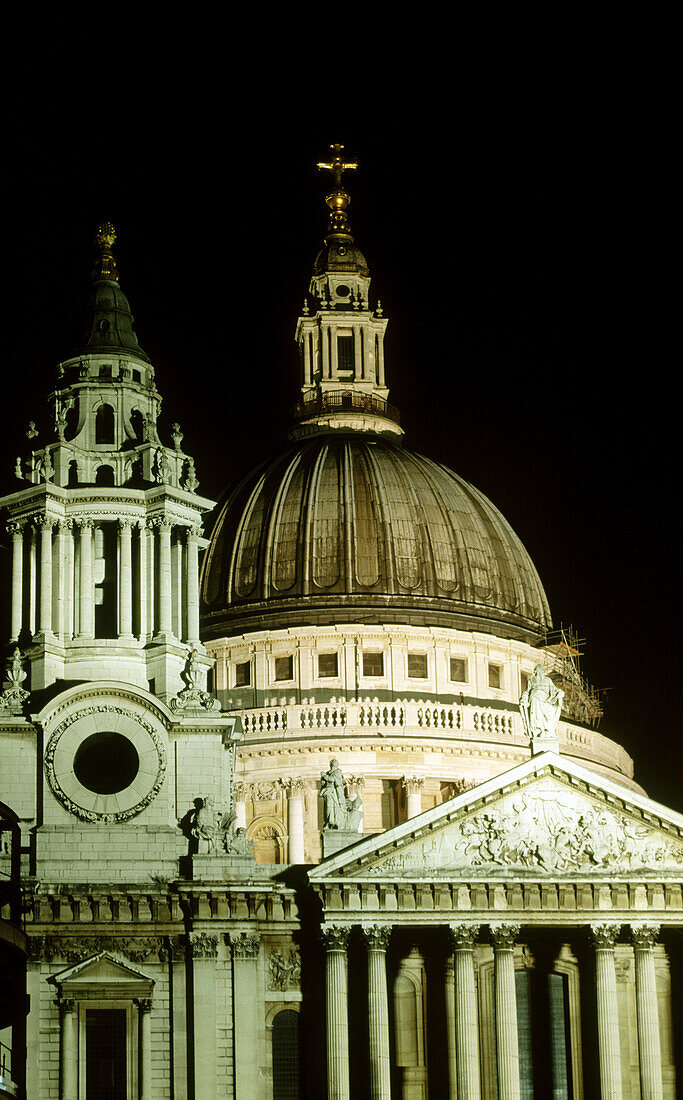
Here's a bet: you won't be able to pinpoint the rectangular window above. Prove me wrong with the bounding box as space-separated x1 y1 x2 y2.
488 663 502 689
337 334 355 373
407 652 428 678
318 652 339 678
520 671 529 693
363 651 384 677
274 656 294 681
235 661 251 687
450 657 468 682
86 1009 127 1100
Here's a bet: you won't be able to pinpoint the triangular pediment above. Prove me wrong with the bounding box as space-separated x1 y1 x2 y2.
309 752 683 880
49 951 154 989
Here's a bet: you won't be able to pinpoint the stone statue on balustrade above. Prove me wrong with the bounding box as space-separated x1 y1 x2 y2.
321 759 364 857
519 664 564 752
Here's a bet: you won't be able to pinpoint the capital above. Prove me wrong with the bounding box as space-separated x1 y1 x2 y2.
321 925 351 951
590 922 621 950
230 933 260 959
490 922 521 950
133 997 152 1014
6 520 25 537
362 924 392 952
189 932 218 959
631 922 660 951
402 775 425 795
77 517 95 531
449 922 480 950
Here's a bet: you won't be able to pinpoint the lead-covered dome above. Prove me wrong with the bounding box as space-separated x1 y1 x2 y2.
201 434 552 642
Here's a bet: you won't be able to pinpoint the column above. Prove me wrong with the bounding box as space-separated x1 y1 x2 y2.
138 520 149 639
322 322 330 379
55 520 72 639
231 933 260 1100
38 517 54 634
591 923 623 1100
376 330 386 386
402 775 424 819
303 329 312 386
172 532 183 637
8 521 24 641
632 923 663 1100
322 925 351 1100
354 324 362 379
444 956 457 1100
157 517 173 635
286 778 306 863
234 784 247 830
491 923 521 1100
191 933 219 1100
28 524 37 635
185 525 201 644
118 519 133 638
60 998 78 1100
451 923 481 1100
77 519 94 638
362 925 392 1100
135 998 153 1100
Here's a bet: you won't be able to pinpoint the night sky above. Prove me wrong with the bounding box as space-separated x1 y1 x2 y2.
1 86 679 810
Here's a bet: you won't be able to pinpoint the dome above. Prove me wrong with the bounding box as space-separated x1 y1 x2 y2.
313 240 369 276
201 433 552 642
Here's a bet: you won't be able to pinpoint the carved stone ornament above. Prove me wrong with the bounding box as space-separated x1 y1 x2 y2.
27 935 162 965
44 703 166 823
267 947 301 990
490 923 521 950
590 923 622 950
321 925 351 951
519 663 564 742
0 647 30 714
449 923 480 950
362 925 392 952
631 922 660 950
230 933 261 959
361 777 683 877
320 759 363 832
189 933 219 959
170 647 220 713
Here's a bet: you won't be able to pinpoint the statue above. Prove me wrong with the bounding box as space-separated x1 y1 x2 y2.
184 797 236 853
181 457 199 493
171 422 184 451
170 647 220 713
0 648 30 713
519 664 564 743
320 759 363 832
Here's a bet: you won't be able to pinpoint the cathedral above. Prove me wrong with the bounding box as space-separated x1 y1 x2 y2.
1 146 682 1099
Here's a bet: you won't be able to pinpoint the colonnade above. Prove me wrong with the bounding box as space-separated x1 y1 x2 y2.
7 514 202 645
321 920 665 1100
299 322 386 389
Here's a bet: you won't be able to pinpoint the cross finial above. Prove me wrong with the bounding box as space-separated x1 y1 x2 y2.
316 144 358 241
317 143 358 189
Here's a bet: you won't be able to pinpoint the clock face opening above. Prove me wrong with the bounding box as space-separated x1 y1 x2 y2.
73 732 140 795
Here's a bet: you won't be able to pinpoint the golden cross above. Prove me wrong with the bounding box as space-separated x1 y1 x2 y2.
317 144 358 190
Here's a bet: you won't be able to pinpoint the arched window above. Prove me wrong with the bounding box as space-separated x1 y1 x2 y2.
272 1009 299 1100
95 465 115 486
95 404 115 445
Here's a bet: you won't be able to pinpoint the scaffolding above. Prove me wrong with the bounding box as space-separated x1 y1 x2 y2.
537 626 604 729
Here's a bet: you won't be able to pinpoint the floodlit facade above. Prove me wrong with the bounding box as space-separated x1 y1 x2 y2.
0 149 682 1098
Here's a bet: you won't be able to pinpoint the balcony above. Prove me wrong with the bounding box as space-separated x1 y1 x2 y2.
292 389 401 427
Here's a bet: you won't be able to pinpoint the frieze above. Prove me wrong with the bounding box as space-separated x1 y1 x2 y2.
27 935 162 964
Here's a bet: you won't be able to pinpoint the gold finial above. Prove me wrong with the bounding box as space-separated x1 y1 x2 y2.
93 220 119 282
317 143 358 240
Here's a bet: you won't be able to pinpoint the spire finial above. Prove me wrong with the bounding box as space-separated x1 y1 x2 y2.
93 220 119 283
317 143 358 241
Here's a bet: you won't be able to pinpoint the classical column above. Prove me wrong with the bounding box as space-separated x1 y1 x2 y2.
118 519 133 638
60 998 78 1100
77 519 94 638
451 923 481 1100
8 521 24 641
322 322 331 379
444 956 457 1099
376 330 386 386
185 525 201 644
323 925 351 1100
190 933 219 1100
591 923 623 1100
231 933 260 1100
55 520 72 639
402 775 424 819
286 778 306 863
234 783 247 830
135 998 153 1100
156 517 173 635
28 525 37 635
362 925 392 1100
38 516 54 634
354 323 362 379
491 923 521 1100
632 923 663 1100
138 520 149 639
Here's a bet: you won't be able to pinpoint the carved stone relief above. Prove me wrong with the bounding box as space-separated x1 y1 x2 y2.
267 947 301 990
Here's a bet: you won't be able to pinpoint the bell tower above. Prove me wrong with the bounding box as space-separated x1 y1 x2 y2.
2 223 212 700
291 144 403 440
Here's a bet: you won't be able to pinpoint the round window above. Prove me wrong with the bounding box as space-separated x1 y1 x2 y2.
73 732 139 794
336 284 350 297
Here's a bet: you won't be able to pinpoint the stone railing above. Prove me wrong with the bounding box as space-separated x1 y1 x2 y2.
233 701 632 777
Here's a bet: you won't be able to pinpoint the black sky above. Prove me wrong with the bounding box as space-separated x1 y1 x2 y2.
1 66 679 810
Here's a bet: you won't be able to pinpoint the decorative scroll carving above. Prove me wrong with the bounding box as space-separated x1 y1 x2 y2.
361 925 392 952
590 923 621 950
230 933 260 959
267 947 301 990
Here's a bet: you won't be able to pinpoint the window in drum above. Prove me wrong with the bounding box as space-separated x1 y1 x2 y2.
407 652 428 678
363 651 384 677
318 652 339 678
488 663 502 689
235 661 251 687
274 656 294 681
450 657 468 682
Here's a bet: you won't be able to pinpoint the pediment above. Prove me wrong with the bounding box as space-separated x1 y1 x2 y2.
49 951 154 990
309 752 683 881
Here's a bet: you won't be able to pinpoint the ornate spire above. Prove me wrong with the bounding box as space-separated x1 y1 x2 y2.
317 144 358 241
92 221 119 283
